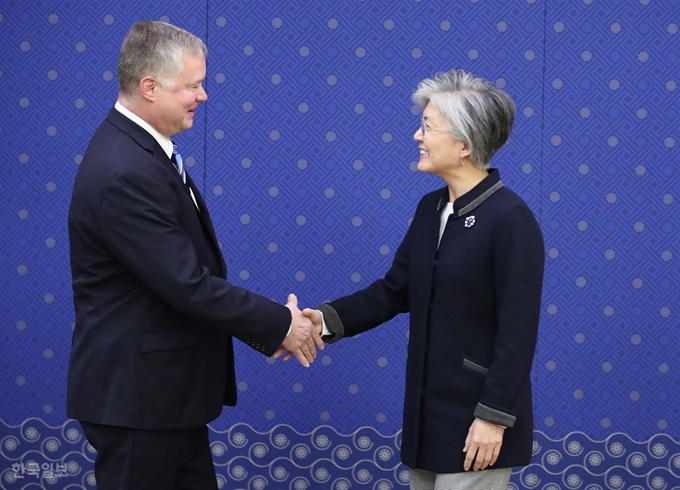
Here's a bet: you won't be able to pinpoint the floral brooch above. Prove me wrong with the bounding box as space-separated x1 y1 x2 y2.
464 216 476 228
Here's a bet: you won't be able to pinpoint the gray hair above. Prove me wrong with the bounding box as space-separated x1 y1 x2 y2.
118 21 207 97
412 70 515 169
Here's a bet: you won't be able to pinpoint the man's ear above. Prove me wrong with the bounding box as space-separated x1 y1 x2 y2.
139 76 158 102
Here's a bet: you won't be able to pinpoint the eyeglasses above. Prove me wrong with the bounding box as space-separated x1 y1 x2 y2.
420 120 454 137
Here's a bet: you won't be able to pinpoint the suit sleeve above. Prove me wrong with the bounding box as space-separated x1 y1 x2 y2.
474 203 545 428
99 168 289 355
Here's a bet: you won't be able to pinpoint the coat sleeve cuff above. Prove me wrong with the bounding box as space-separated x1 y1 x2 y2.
474 403 516 429
316 304 344 344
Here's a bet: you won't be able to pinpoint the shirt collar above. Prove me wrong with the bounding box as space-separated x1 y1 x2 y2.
114 101 174 159
450 168 504 218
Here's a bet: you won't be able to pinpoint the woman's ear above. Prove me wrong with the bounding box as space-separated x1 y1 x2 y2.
460 141 472 159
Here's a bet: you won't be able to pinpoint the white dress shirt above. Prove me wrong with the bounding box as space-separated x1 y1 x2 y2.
114 101 198 208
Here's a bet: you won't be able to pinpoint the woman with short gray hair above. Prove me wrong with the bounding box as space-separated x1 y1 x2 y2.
298 69 545 490
412 69 515 170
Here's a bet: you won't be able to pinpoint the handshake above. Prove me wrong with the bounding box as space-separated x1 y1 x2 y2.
272 293 325 368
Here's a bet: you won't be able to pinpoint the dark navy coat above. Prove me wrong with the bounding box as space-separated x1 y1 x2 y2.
321 169 544 473
67 108 290 429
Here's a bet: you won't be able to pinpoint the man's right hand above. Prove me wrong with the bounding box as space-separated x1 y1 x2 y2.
273 293 324 367
301 307 323 333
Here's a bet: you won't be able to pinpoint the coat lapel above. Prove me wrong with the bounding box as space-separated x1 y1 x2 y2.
415 187 449 308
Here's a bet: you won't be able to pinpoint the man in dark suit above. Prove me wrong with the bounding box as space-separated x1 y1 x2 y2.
67 21 322 490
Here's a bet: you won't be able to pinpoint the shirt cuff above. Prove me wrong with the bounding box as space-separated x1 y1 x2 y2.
315 303 344 343
319 311 331 337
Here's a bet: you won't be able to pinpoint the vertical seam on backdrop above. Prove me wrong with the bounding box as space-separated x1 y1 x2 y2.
539 0 548 225
203 0 210 195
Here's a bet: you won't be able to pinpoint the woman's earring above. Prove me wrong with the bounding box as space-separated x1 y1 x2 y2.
460 156 464 167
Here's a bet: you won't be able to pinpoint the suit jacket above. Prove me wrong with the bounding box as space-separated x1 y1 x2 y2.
320 170 545 473
67 108 290 429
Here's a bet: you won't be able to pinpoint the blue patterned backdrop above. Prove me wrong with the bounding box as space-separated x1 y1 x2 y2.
1 0 679 488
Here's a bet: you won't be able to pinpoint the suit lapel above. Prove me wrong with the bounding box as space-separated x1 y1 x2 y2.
107 107 226 277
185 172 227 277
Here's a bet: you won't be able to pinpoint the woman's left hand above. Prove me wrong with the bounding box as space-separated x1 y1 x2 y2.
462 418 505 471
